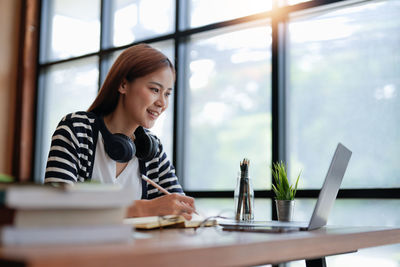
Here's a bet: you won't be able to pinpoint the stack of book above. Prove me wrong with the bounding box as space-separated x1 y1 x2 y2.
0 183 134 245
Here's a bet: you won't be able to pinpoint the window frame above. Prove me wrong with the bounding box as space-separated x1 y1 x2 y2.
31 0 400 220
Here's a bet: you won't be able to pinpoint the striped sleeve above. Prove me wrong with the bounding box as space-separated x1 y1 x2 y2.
45 116 80 184
145 136 184 199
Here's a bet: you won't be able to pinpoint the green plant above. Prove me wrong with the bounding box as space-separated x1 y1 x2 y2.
271 161 300 200
0 174 14 183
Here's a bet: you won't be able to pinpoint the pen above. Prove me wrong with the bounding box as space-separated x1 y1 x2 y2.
141 175 199 215
141 174 170 195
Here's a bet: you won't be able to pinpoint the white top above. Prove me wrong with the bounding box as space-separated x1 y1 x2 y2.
91 132 142 200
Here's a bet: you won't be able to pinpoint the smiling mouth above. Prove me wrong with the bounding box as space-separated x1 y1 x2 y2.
147 109 160 119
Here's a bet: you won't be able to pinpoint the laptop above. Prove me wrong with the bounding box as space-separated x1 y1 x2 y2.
219 143 352 232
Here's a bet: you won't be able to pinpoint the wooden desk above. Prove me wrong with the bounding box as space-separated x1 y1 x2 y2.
0 226 399 267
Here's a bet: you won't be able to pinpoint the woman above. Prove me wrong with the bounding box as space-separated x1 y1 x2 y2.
45 43 195 220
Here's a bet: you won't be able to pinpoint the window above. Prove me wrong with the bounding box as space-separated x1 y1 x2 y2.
35 57 99 178
39 0 101 62
184 21 272 190
36 0 399 265
108 0 175 47
287 0 400 189
35 1 177 179
185 0 272 28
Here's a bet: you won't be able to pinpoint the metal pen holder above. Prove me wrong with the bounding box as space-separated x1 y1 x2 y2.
234 159 254 221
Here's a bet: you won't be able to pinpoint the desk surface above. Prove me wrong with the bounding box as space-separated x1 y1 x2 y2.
1 226 400 267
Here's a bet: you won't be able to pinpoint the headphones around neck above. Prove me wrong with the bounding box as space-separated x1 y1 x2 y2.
97 116 158 163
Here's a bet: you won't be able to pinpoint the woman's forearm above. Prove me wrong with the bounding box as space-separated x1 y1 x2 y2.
125 194 196 219
126 199 152 217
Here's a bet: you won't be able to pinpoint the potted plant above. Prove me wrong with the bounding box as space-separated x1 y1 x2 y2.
271 161 301 221
0 174 14 183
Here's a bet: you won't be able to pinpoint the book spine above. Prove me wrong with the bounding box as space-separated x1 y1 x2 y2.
0 191 6 205
1 224 133 245
0 207 15 225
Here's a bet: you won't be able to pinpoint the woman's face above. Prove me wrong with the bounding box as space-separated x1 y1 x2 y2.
119 67 174 129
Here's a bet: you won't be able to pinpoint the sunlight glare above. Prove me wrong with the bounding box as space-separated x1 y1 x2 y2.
189 59 216 90
190 0 272 28
140 0 172 33
113 4 137 46
290 17 356 43
52 15 99 59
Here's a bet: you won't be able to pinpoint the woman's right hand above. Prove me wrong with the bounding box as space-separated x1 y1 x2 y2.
126 193 196 220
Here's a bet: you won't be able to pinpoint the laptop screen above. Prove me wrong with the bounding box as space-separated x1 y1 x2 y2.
307 143 352 230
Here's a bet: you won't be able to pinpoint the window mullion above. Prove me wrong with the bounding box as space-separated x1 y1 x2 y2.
271 9 288 220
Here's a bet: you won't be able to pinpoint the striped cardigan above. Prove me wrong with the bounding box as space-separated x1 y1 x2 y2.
44 111 184 199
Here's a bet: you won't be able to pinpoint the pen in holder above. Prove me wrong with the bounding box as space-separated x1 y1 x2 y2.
234 158 254 221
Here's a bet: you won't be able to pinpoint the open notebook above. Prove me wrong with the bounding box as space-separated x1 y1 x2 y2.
124 213 217 230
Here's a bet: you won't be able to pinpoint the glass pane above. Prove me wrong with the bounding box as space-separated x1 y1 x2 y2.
184 21 272 191
287 199 400 267
40 0 100 62
289 244 400 267
288 0 312 5
279 0 312 6
186 0 272 29
287 0 400 189
195 198 272 221
105 41 175 158
36 57 99 182
109 0 175 47
289 199 400 226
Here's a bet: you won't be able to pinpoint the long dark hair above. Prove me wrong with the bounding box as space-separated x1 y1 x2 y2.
88 43 175 116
